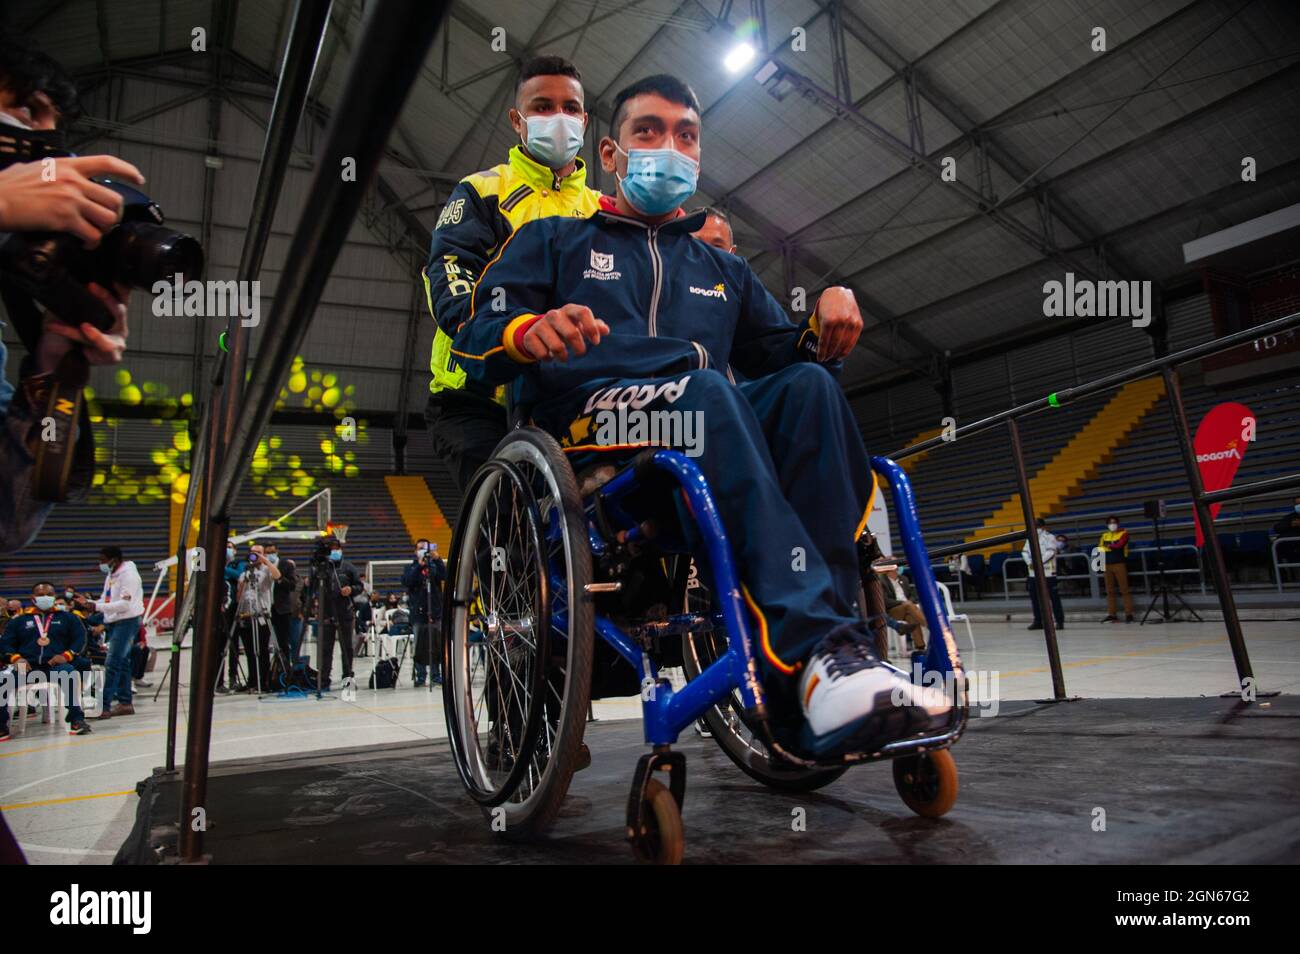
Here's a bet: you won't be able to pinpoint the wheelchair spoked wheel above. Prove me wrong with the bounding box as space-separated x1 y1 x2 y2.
444 427 594 836
892 748 958 818
682 613 847 793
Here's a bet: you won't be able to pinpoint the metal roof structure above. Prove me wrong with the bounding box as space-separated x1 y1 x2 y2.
6 0 1300 417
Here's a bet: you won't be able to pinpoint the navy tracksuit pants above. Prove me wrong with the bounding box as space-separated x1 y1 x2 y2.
535 364 874 724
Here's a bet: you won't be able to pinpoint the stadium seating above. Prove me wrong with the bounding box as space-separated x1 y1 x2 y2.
886 378 1299 592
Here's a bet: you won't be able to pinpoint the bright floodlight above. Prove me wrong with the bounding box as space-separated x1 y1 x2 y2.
724 42 756 73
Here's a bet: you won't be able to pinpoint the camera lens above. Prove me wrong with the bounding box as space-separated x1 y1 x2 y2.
102 223 205 288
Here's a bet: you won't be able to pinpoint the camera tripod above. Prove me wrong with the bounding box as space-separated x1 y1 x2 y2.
1140 515 1203 624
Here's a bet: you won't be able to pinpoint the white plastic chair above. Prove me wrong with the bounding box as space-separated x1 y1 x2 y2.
937 582 975 657
13 666 66 735
886 620 909 661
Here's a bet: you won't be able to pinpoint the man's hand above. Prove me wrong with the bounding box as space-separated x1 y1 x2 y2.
522 304 609 362
36 282 130 372
340 585 352 597
813 286 863 361
0 155 145 247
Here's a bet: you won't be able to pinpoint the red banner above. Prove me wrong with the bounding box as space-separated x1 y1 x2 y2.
1192 402 1253 547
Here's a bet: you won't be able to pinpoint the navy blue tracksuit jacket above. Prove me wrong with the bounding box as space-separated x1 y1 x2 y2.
2 609 90 726
452 204 876 730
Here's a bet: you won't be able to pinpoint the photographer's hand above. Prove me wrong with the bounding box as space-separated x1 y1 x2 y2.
0 155 144 247
36 282 129 372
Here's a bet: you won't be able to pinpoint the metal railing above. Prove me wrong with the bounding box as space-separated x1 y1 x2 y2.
1275 536 1300 591
1129 545 1206 595
1000 554 1097 600
888 307 1300 701
999 548 1206 602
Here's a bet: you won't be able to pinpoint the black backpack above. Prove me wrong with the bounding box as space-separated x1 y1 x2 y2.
270 655 324 691
369 656 400 689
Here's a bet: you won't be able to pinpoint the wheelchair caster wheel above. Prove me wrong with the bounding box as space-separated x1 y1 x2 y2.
892 748 958 818
629 779 683 865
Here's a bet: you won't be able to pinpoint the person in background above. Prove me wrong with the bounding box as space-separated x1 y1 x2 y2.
1023 518 1065 631
233 542 281 692
84 611 106 666
353 587 373 656
404 538 446 687
267 543 299 672
1 581 93 737
422 55 602 495
2 599 22 624
946 551 977 600
215 539 244 693
75 545 143 717
0 36 143 554
130 625 152 690
310 537 363 690
1270 496 1300 583
878 559 927 654
284 558 306 662
1098 514 1135 623
691 205 735 253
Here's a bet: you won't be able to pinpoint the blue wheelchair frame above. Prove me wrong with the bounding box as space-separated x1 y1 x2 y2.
549 449 966 763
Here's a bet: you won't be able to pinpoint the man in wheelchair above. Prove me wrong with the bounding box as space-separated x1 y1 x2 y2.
451 74 950 759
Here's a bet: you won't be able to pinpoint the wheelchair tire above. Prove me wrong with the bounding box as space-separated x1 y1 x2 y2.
683 622 847 794
892 748 958 818
443 427 594 836
629 779 684 865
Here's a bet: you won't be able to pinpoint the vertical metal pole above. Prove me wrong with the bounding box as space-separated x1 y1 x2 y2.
1008 418 1067 700
179 0 335 862
1161 366 1254 686
164 543 187 773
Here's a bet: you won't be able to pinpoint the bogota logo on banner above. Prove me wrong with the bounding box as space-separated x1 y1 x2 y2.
1192 402 1253 547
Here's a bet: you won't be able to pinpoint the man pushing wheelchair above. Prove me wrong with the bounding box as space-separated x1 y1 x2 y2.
451 74 951 760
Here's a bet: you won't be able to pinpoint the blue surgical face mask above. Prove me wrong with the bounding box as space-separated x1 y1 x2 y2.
35 595 55 611
615 142 698 216
1294 504 1300 514
329 549 343 562
266 554 279 566
98 562 111 574
227 547 236 561
523 113 584 169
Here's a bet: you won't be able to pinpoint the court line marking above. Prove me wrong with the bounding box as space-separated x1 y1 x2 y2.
2 790 135 811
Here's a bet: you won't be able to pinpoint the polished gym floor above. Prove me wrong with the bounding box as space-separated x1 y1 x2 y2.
3 611 1298 864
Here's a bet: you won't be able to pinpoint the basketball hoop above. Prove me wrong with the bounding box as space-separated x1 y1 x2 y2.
326 522 349 544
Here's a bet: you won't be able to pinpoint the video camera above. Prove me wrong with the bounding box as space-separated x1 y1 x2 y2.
0 177 204 332
312 535 339 572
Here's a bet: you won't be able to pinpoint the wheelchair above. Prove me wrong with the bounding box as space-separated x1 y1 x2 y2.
442 424 967 864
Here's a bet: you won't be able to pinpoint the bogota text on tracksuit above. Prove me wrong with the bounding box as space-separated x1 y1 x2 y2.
452 204 876 728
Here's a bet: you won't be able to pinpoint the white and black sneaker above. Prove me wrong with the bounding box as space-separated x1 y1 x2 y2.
798 623 951 759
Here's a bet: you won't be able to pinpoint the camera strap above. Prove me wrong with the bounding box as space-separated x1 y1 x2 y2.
31 349 89 502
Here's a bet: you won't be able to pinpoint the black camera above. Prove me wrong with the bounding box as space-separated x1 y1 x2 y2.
312 535 339 571
0 177 203 331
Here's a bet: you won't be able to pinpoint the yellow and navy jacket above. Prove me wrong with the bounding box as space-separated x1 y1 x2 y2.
1 609 88 667
450 202 832 404
422 145 602 403
1099 528 1130 564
